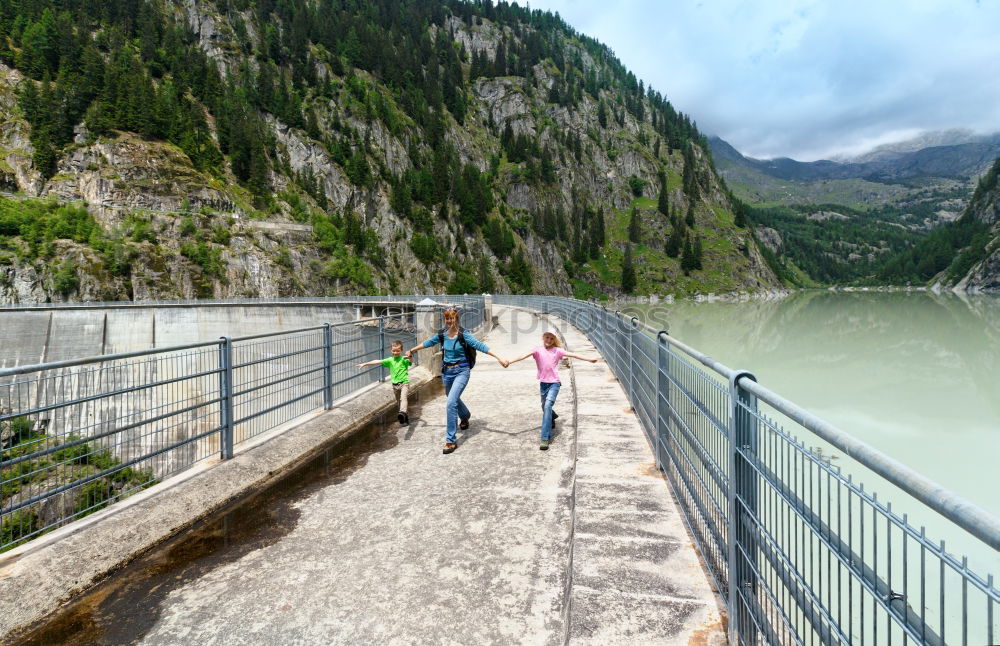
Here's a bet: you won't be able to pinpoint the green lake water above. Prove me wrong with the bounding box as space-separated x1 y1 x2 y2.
623 289 1000 574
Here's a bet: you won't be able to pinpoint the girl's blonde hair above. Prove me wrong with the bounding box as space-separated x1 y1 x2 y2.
542 330 562 347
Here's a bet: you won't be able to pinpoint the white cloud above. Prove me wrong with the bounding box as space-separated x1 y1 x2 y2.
523 0 1000 160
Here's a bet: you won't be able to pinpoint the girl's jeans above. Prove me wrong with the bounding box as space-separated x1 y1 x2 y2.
442 365 471 443
539 381 561 441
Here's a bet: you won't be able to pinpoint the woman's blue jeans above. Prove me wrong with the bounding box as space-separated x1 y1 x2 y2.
442 365 471 444
539 381 561 441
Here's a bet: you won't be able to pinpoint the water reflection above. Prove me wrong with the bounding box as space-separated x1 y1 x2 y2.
625 290 1000 516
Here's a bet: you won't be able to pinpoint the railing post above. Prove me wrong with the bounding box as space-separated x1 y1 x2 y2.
727 370 758 646
378 316 386 383
323 323 333 409
218 336 234 460
611 310 622 374
627 316 638 410
656 331 670 472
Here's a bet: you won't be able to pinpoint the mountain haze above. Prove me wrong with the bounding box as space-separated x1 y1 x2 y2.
835 129 1000 163
0 0 780 303
711 135 1000 185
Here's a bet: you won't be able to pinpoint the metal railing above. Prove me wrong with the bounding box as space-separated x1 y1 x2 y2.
496 295 1000 646
1 313 417 552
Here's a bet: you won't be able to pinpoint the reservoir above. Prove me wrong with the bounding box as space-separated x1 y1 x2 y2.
624 290 1000 574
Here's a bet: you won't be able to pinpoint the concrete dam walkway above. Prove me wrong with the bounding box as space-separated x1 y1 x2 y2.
16 307 725 645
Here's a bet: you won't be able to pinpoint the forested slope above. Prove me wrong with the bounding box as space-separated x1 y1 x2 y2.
0 0 780 302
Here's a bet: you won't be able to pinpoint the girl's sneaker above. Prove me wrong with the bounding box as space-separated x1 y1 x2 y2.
539 440 550 451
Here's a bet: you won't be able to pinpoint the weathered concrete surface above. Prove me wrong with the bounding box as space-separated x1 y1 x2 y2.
120 307 725 645
0 367 433 640
0 304 359 369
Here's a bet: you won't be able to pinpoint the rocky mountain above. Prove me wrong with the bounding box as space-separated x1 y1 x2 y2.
932 157 1000 292
0 0 781 303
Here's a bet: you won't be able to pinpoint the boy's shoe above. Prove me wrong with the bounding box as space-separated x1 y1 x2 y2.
443 443 457 454
459 416 470 430
397 412 406 425
539 440 550 451
402 412 410 425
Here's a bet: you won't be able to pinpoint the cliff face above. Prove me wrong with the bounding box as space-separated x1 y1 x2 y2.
953 167 1000 292
0 2 781 303
933 157 1000 292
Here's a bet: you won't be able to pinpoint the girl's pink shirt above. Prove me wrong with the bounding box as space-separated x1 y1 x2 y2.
532 345 566 383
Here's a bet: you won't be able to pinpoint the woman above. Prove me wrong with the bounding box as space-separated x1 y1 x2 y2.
406 308 508 454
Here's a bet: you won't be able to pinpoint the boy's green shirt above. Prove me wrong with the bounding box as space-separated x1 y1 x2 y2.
381 356 412 384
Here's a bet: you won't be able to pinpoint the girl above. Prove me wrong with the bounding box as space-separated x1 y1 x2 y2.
406 308 508 454
507 329 599 450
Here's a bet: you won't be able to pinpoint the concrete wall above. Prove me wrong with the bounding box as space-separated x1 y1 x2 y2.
0 304 360 370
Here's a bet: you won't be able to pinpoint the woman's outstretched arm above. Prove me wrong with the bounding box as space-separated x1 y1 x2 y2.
486 349 509 368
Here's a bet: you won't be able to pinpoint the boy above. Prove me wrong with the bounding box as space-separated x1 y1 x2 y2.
356 340 413 425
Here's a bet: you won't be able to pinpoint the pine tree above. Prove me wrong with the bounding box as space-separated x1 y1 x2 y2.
507 250 533 293
478 255 495 293
627 206 641 244
494 41 507 76
589 207 606 258
621 243 636 293
685 201 696 228
734 202 747 228
31 129 57 178
693 236 703 270
682 141 700 202
681 236 697 274
657 182 669 216
665 226 682 258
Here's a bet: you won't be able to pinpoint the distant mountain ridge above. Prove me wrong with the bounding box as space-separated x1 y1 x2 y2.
835 129 998 163
709 134 1000 183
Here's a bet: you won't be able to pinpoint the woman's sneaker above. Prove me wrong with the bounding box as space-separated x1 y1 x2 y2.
443 443 457 454
539 440 550 451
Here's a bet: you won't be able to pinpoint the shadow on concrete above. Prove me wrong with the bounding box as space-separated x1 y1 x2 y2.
11 383 442 646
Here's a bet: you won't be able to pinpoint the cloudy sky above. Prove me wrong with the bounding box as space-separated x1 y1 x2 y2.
522 0 1000 161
